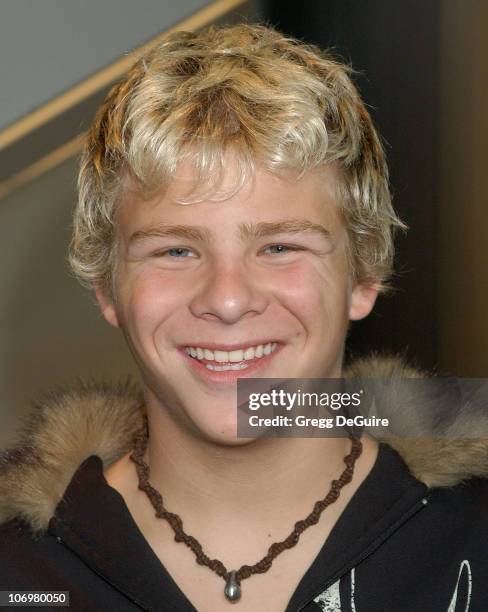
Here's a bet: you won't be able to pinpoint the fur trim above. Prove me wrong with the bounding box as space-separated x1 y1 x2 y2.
346 354 488 488
1 356 488 533
0 379 144 533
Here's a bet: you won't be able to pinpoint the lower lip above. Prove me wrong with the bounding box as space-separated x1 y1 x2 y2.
179 345 284 385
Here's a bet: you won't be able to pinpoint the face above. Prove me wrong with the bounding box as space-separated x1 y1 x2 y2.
94 159 377 444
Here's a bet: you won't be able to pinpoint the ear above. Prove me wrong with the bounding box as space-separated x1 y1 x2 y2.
92 283 120 328
349 282 379 321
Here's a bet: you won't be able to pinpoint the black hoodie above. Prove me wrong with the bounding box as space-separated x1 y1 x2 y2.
1 356 488 611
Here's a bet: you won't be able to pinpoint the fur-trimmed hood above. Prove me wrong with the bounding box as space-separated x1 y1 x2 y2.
1 355 488 534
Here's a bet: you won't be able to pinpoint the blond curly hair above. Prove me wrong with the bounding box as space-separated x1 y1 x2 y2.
69 23 405 299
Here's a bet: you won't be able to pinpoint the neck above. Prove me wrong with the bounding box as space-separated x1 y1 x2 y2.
142 399 372 523
104 390 379 576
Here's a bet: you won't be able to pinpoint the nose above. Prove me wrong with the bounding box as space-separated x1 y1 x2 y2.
189 260 269 324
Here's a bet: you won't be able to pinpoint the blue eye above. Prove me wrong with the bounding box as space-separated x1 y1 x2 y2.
167 247 192 257
151 247 196 259
264 244 300 254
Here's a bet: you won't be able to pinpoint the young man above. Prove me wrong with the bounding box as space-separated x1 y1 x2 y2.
1 24 487 611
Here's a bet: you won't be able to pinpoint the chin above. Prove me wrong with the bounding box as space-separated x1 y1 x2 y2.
178 396 264 446
189 420 255 447
205 431 257 447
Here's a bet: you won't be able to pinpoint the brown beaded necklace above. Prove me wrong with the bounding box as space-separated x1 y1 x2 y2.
130 418 362 603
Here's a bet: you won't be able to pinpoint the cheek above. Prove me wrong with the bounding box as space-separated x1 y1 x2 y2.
271 259 350 324
120 269 187 331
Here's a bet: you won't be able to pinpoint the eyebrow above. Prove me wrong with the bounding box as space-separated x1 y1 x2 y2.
128 219 331 246
128 224 212 246
239 220 331 241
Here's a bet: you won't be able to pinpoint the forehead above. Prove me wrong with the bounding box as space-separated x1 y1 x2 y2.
116 159 344 239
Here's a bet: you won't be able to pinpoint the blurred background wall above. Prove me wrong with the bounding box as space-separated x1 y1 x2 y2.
1 0 486 447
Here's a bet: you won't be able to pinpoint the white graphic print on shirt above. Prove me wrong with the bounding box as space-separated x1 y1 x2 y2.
314 560 472 611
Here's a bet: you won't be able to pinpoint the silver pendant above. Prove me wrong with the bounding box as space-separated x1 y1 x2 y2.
224 571 241 602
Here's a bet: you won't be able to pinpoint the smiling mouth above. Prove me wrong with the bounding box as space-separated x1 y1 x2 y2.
184 342 278 371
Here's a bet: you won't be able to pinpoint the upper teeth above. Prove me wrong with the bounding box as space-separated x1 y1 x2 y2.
185 342 277 363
